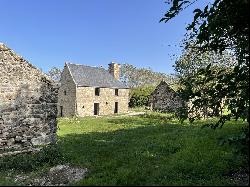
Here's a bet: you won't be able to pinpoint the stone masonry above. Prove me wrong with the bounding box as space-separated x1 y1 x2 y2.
108 62 120 80
0 43 58 153
58 63 129 117
149 81 183 113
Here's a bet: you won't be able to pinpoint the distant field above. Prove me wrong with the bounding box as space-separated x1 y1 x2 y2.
0 112 248 186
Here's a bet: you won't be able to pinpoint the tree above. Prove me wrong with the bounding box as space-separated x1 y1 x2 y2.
120 63 176 88
174 48 236 78
174 48 237 119
129 86 156 108
47 67 62 82
161 0 249 126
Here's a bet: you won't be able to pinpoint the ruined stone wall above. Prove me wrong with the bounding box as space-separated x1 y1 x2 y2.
57 65 76 117
76 87 129 116
149 81 183 113
0 43 58 153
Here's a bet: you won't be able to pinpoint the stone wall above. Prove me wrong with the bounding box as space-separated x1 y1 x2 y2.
0 43 58 153
149 81 183 113
76 87 129 116
58 63 129 117
57 64 76 117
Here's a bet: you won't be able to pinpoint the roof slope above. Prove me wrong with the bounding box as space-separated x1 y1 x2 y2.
67 63 128 88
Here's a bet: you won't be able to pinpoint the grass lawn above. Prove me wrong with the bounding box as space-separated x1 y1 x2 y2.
57 112 248 186
0 112 248 186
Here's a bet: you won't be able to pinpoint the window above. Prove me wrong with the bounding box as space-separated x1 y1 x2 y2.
60 106 63 117
115 89 119 96
64 90 67 95
94 103 99 115
95 88 100 96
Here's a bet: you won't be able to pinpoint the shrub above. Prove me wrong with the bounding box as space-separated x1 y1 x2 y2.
129 86 155 107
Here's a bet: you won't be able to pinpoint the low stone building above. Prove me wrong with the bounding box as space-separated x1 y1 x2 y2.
0 43 58 154
149 81 183 112
58 62 129 117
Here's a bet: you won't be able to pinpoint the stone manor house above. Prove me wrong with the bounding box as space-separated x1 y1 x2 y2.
58 62 129 117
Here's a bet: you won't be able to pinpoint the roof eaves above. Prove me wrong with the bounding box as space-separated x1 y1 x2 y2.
77 85 129 89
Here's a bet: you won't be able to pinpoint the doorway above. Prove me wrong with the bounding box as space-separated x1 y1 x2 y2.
94 103 99 115
114 102 118 114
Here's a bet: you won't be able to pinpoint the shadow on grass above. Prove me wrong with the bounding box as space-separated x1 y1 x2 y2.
58 118 244 186
105 113 177 127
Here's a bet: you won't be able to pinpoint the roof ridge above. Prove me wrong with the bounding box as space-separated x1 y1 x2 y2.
66 62 103 69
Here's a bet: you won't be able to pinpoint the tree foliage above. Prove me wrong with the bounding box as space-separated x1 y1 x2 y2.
47 67 62 82
129 86 156 108
174 48 237 120
161 0 249 127
120 63 175 88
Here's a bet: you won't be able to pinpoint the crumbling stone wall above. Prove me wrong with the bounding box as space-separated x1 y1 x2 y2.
0 43 58 154
149 81 183 113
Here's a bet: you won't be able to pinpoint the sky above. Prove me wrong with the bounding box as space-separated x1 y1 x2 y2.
0 0 211 75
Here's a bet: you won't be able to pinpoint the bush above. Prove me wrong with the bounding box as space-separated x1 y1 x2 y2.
129 86 155 107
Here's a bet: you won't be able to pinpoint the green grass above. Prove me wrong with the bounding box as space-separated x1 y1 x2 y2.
0 112 248 186
56 112 247 186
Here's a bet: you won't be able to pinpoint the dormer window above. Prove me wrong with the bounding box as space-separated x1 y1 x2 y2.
95 88 100 96
115 89 119 96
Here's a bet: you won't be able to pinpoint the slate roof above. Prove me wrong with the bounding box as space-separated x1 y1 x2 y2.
67 63 128 88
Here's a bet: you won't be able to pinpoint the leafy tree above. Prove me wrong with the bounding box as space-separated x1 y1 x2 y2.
47 67 62 82
174 48 237 119
120 63 176 88
120 64 178 108
161 0 249 126
129 86 156 108
174 47 236 78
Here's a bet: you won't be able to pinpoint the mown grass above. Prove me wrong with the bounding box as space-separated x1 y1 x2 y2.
0 112 247 185
56 112 248 186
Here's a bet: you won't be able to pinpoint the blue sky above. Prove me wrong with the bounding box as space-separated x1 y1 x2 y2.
1 0 210 75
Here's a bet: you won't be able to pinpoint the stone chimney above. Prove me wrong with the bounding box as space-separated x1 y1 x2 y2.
108 62 120 80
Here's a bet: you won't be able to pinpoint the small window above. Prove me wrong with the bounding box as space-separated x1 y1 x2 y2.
115 89 119 96
64 90 67 95
95 88 100 96
60 106 63 117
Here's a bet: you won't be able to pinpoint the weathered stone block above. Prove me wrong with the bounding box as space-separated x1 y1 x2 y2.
0 43 58 153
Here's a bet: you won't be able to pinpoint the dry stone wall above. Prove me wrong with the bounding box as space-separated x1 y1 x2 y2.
0 43 58 153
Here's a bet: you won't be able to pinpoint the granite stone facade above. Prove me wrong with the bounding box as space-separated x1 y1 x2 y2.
0 43 58 153
58 63 129 117
149 81 183 113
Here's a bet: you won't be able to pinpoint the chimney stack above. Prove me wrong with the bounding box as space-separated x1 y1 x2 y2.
108 62 120 80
